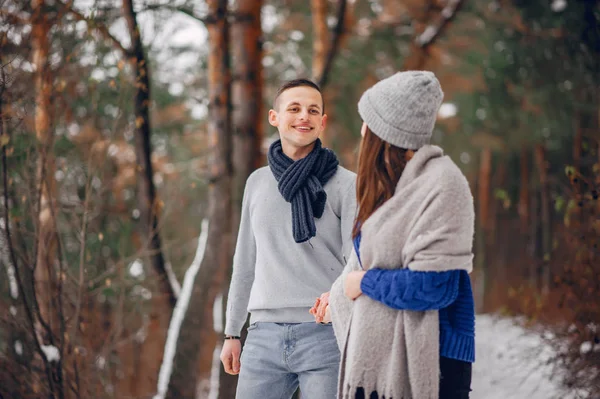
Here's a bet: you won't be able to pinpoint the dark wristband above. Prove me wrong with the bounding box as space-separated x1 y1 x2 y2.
224 335 240 340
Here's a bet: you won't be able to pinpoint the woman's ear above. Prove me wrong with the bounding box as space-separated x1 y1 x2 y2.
405 150 415 161
360 122 367 137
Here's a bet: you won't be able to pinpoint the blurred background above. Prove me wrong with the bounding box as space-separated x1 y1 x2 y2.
0 0 598 398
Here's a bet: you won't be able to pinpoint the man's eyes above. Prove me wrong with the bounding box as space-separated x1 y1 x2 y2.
287 107 320 114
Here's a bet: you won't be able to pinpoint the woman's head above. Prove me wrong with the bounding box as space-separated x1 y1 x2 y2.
357 71 443 150
352 71 442 237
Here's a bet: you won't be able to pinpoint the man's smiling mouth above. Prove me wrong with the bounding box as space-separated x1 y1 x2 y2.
294 125 313 132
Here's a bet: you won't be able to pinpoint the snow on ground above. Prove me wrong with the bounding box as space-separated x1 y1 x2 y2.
472 314 574 399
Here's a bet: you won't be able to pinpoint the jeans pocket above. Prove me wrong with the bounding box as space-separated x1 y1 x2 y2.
247 322 259 331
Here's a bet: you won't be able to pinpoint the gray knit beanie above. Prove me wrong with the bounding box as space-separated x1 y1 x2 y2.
358 71 444 150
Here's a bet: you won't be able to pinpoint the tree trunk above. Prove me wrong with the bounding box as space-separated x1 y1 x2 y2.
572 107 583 203
315 0 348 89
311 0 328 82
33 0 57 334
402 1 435 71
528 182 540 287
490 155 507 284
122 0 176 308
518 147 530 234
573 111 582 178
32 3 66 397
475 148 492 311
231 0 264 220
534 144 551 294
122 1 173 396
221 0 264 395
403 42 429 71
478 148 492 232
167 0 233 396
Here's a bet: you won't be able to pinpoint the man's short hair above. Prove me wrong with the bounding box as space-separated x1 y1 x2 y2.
273 78 325 114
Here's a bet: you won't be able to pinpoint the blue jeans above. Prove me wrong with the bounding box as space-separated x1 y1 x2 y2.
236 322 340 399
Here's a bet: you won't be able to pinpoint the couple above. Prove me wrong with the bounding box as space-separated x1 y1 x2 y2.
220 71 475 399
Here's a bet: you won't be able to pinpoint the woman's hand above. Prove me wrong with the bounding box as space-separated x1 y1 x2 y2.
344 271 367 300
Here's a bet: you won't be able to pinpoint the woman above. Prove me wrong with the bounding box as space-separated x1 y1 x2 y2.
318 71 475 399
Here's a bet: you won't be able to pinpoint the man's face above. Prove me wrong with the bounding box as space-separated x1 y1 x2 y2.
268 86 327 153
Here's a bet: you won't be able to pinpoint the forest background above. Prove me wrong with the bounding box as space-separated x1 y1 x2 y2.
0 0 598 398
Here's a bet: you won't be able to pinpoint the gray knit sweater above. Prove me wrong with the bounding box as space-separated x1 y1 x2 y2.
224 165 357 337
329 145 475 399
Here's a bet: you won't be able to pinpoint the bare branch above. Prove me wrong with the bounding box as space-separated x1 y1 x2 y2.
0 61 57 398
57 0 131 57
415 0 463 48
139 3 208 23
0 9 30 26
68 157 93 347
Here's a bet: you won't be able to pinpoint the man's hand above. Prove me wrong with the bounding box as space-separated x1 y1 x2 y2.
310 292 330 323
321 305 331 323
344 271 367 300
220 338 242 375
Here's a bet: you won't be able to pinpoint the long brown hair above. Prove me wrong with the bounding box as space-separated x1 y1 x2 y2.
352 127 410 238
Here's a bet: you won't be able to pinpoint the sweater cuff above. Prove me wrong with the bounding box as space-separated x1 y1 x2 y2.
224 320 244 337
360 269 383 296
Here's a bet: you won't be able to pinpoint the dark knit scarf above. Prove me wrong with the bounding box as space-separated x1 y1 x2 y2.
267 138 339 243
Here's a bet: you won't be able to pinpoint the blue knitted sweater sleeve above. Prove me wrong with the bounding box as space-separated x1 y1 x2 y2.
360 268 461 311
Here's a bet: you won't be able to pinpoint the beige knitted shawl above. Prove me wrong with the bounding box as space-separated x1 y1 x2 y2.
329 145 475 399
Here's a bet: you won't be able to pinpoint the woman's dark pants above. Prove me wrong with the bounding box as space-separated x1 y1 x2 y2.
354 356 472 399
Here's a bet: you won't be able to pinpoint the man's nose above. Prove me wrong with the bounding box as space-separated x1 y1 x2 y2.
299 109 309 120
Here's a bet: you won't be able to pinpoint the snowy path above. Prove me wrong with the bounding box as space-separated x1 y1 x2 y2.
472 314 573 399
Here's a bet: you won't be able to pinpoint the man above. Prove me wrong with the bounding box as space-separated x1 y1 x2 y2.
220 79 356 399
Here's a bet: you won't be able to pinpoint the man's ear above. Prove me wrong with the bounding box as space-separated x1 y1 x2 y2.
321 114 328 130
268 109 279 127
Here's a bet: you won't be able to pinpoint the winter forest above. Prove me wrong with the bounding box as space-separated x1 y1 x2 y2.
0 0 598 398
